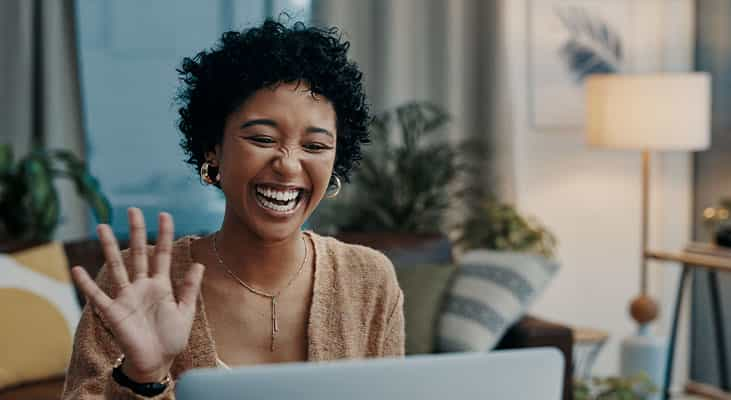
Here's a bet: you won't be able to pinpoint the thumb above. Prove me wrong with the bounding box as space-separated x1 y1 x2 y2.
178 263 205 316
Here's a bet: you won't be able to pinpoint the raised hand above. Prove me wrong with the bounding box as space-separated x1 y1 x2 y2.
70 208 205 382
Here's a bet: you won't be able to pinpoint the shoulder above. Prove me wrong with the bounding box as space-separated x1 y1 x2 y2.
308 231 400 296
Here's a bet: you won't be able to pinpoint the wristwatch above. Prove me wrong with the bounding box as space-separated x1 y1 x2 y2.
112 355 172 397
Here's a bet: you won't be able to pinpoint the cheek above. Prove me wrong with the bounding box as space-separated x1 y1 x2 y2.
307 155 336 193
217 151 258 195
322 152 337 181
221 146 261 176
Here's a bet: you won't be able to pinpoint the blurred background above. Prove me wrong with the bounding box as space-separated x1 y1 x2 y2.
2 1 731 399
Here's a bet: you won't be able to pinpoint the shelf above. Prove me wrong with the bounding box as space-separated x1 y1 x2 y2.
645 249 731 272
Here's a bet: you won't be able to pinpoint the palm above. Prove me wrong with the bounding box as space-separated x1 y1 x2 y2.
71 209 205 380
105 277 191 372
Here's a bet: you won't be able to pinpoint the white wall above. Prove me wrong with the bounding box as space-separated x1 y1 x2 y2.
500 0 696 388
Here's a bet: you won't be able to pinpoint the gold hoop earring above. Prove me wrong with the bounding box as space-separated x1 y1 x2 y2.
326 176 341 199
200 162 220 185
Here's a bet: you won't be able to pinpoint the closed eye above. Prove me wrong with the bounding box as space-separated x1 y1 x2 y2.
304 143 333 152
246 136 275 145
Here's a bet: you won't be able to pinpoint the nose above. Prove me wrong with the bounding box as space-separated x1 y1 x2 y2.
271 147 303 177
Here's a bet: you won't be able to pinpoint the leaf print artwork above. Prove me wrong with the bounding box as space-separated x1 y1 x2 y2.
555 6 624 82
528 0 632 128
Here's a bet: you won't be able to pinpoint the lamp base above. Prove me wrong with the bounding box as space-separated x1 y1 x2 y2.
630 294 659 325
620 324 668 400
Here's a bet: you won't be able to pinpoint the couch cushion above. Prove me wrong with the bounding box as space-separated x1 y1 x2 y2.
0 376 65 400
436 250 559 352
0 243 81 390
383 237 453 266
394 264 457 355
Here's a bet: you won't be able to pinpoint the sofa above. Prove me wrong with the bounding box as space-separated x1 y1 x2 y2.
0 237 573 400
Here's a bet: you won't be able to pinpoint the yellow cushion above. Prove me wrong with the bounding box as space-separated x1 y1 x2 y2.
0 242 81 390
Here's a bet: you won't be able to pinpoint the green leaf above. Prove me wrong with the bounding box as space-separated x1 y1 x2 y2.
49 150 86 174
75 173 112 224
313 101 462 235
50 151 112 224
20 156 59 239
421 102 451 132
36 188 60 241
0 144 13 175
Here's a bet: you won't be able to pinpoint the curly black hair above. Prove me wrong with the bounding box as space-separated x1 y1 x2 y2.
175 19 370 188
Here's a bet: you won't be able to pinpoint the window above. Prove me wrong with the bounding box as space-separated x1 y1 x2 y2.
75 0 311 238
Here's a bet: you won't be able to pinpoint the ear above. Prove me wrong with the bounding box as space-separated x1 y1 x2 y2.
204 145 222 166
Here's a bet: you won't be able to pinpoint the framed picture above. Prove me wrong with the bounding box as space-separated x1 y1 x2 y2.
527 0 634 130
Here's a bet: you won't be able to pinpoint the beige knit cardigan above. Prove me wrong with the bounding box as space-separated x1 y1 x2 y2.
61 231 405 399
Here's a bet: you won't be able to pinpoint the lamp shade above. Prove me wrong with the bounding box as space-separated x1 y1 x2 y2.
585 73 711 151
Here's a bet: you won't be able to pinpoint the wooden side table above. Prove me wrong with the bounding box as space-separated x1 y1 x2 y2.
572 327 610 380
645 243 731 400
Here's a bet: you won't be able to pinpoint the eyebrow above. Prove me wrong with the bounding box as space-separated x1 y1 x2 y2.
240 118 334 138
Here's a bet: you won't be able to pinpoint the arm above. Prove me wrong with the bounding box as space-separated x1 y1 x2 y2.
381 289 405 357
63 210 203 399
61 290 176 399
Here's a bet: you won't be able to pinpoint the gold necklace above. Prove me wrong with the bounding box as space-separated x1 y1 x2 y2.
211 232 308 352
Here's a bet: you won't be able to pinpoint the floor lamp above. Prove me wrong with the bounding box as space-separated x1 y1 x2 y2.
585 73 711 394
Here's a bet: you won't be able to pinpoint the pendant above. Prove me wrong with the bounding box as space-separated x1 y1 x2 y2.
271 297 278 352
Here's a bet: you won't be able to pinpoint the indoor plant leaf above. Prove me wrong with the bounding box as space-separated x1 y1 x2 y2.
310 101 471 236
20 155 59 240
0 144 13 176
50 150 112 224
0 147 112 241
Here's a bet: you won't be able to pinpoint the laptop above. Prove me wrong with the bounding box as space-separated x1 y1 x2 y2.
175 347 565 400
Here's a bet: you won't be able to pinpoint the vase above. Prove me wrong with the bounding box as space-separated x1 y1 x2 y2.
620 324 667 400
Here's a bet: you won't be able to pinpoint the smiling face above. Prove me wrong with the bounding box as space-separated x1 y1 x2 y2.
209 82 337 242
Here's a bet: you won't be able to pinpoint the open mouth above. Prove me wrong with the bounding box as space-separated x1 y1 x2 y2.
254 184 305 214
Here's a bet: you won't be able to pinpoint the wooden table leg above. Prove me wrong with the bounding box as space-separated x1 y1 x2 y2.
709 270 730 390
686 380 731 400
663 266 691 400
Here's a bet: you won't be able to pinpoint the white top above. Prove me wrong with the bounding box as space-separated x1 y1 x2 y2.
216 357 231 369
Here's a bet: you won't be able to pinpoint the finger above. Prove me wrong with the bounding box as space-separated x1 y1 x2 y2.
178 263 205 316
97 224 130 288
71 266 113 311
152 212 174 278
127 208 149 281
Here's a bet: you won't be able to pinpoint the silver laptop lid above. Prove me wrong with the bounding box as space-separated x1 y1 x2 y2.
176 347 564 400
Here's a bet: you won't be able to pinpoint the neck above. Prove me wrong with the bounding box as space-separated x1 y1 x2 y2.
211 214 306 291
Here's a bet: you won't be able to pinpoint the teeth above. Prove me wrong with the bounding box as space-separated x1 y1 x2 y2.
256 185 299 201
256 194 297 212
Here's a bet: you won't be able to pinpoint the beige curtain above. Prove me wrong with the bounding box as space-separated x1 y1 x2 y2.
0 0 88 240
311 0 516 202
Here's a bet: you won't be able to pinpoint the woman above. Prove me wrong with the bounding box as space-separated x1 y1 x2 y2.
63 20 404 399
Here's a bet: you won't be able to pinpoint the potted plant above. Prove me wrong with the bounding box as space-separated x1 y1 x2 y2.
574 373 657 400
310 101 458 253
455 198 558 258
310 101 556 260
449 119 557 258
703 198 731 248
0 144 111 242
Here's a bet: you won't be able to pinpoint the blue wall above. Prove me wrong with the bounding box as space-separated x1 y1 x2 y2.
76 0 309 238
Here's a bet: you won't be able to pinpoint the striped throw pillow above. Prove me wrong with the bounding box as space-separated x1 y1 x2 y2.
436 250 559 352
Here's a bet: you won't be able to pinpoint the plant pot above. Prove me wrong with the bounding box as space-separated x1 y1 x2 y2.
335 231 454 265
